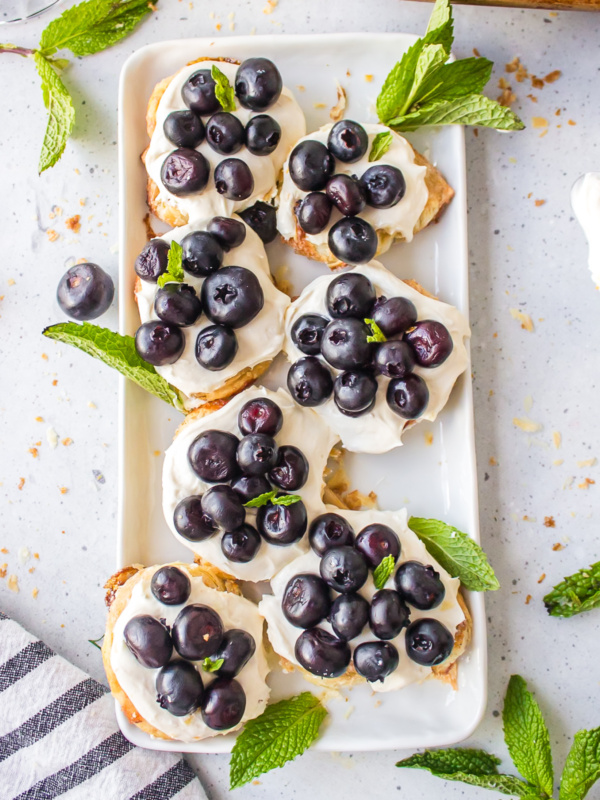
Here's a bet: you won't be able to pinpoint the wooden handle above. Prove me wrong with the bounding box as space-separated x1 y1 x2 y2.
412 0 600 9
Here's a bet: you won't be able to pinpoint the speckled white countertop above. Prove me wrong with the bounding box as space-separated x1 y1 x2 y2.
2 1 600 798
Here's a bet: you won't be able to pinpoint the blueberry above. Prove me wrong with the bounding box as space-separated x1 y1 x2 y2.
308 512 354 556
373 340 415 379
395 561 445 610
405 320 454 367
57 263 114 321
201 266 264 328
200 484 245 531
246 114 281 155
156 662 204 717
201 677 246 730
320 318 373 370
296 192 333 235
151 566 191 606
163 110 205 149
124 615 172 668
282 573 331 628
327 120 368 163
214 158 254 201
256 498 307 545
135 239 170 283
269 445 309 491
289 140 334 192
235 58 282 111
195 324 238 370
238 397 283 436
295 628 350 678
360 165 406 209
328 217 378 265
231 475 271 503
237 202 278 244
320 546 368 594
372 295 417 337
353 641 399 682
287 357 333 407
355 524 401 569
386 374 429 419
181 231 224 277
369 589 410 640
237 433 279 476
405 618 454 666
221 523 262 562
333 370 378 416
172 604 224 660
174 496 217 542
291 314 329 356
326 273 376 319
206 112 245 155
207 217 246 251
188 430 240 483
326 174 366 217
211 629 256 678
329 593 369 641
154 283 202 327
181 69 220 115
161 148 210 196
135 321 185 366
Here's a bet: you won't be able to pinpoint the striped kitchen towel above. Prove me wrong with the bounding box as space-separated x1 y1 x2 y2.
0 611 206 800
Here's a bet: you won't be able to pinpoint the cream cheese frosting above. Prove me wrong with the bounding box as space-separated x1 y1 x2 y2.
162 387 339 581
135 220 290 409
145 60 306 222
277 123 428 249
283 261 470 453
110 563 270 741
259 507 465 693
571 172 600 288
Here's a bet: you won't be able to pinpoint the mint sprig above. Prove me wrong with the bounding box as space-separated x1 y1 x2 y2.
201 657 224 673
42 322 184 411
230 693 327 790
34 52 75 173
157 240 185 288
365 318 387 343
244 491 302 508
376 0 523 133
560 728 600 800
373 555 396 590
408 517 499 592
543 562 600 618
368 131 393 162
212 65 236 113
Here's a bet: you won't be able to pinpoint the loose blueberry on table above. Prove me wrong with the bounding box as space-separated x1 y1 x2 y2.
287 271 454 420
57 262 114 321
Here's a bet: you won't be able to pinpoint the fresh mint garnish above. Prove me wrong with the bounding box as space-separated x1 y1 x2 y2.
201 657 224 673
368 131 393 162
212 64 236 113
88 634 105 650
42 322 184 411
157 240 184 288
244 491 302 508
230 693 327 789
543 561 600 618
365 318 387 343
373 555 396 590
408 517 499 592
560 727 600 800
34 52 75 174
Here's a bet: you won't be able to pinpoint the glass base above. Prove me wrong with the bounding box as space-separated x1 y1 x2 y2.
1 0 63 25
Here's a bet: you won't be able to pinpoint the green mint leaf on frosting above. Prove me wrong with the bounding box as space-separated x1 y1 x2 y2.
373 555 396 590
365 318 386 343
503 675 554 798
39 0 156 58
42 322 184 410
230 692 327 789
34 53 75 174
368 131 393 162
560 727 600 800
157 240 184 288
543 561 600 618
408 517 499 592
201 657 224 673
244 491 301 508
212 65 236 113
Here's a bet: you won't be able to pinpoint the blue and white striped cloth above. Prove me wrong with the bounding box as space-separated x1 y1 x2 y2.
0 612 205 800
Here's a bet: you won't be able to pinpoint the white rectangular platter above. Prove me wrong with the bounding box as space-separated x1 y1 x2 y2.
117 32 486 754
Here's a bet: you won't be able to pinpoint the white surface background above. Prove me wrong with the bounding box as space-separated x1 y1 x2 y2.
1 1 600 798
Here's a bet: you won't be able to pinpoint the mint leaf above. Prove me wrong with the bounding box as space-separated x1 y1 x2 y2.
34 53 75 174
201 657 224 673
387 94 524 133
212 65 236 113
368 131 393 162
39 0 155 58
230 693 327 789
157 240 184 288
42 322 184 410
365 318 387 343
416 57 494 106
424 0 454 53
544 562 600 618
408 517 499 592
560 727 600 800
373 555 395 590
244 491 300 508
273 494 301 506
503 675 554 798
